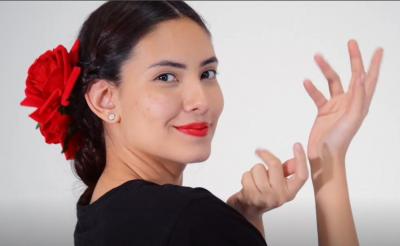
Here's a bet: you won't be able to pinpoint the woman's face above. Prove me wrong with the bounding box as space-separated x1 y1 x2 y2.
116 17 224 165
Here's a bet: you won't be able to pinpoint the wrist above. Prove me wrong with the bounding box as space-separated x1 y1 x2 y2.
308 142 347 166
308 149 346 173
308 152 348 194
245 214 265 239
243 211 263 221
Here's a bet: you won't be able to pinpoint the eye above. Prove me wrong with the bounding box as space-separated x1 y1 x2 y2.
201 69 218 80
154 73 177 83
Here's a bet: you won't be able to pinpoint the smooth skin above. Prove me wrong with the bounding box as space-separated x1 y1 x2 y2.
226 40 383 245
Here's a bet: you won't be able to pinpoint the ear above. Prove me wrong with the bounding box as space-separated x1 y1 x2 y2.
85 79 120 123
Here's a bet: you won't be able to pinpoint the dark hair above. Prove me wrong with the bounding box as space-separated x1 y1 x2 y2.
67 1 211 204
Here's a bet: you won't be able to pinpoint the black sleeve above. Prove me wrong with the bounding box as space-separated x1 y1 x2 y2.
166 196 268 246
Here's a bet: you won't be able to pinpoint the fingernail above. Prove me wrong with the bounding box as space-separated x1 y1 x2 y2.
314 53 322 60
255 148 268 154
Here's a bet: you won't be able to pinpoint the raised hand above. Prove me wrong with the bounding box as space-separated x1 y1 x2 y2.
303 40 383 161
303 40 384 245
226 143 309 222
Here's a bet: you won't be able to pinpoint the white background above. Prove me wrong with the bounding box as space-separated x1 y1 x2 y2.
1 1 399 245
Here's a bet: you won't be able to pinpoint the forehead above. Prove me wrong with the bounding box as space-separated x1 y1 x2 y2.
128 17 215 67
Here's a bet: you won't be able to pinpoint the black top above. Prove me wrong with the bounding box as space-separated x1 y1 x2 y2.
74 179 268 246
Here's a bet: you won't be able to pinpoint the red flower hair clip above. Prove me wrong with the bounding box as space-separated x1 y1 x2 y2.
20 39 82 160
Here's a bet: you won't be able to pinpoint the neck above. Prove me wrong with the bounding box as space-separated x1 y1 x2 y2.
101 142 186 187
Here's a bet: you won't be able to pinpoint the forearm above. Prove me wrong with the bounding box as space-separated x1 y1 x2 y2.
310 155 359 246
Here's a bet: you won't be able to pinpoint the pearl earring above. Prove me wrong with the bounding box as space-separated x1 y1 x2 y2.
108 112 116 121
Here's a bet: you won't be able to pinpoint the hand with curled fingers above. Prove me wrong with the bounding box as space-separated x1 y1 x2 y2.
226 143 309 221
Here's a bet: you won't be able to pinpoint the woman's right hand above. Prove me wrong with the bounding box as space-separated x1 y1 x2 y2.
226 143 309 220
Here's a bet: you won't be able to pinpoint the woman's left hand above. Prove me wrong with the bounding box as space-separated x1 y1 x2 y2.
226 143 309 220
304 40 384 161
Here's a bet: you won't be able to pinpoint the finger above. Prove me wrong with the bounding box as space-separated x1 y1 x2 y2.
365 47 384 109
303 79 328 109
314 54 344 97
282 158 296 177
348 39 366 92
255 149 287 196
287 143 309 197
241 171 261 203
251 163 272 193
346 73 367 120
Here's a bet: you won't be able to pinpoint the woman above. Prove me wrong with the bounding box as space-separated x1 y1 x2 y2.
20 1 383 245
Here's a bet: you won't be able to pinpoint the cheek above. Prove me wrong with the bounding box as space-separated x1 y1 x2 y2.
211 84 224 118
136 92 180 126
121 91 180 150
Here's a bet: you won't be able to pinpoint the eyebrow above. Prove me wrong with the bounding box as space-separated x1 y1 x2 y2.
147 56 218 69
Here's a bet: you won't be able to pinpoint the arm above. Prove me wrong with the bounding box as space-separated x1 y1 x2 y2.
310 154 358 245
303 40 383 246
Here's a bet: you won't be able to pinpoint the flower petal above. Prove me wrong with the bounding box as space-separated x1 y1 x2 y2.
20 95 44 108
69 39 80 65
61 66 81 106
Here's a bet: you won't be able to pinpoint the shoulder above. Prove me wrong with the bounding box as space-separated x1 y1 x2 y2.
166 190 268 246
89 180 212 224
99 181 224 240
76 180 267 245
76 180 221 245
107 179 213 212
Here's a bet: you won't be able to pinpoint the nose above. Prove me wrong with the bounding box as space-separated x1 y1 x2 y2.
182 80 209 115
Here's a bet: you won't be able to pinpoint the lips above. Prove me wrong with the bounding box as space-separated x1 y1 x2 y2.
175 122 209 129
174 122 209 137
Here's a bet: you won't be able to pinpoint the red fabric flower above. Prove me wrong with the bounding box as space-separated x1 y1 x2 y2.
20 39 82 160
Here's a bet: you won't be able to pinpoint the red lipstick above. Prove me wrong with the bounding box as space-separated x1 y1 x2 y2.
174 122 209 137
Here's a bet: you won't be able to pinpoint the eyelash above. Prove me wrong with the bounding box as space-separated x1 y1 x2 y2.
154 69 218 83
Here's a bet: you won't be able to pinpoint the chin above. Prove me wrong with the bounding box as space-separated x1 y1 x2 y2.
180 148 211 164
